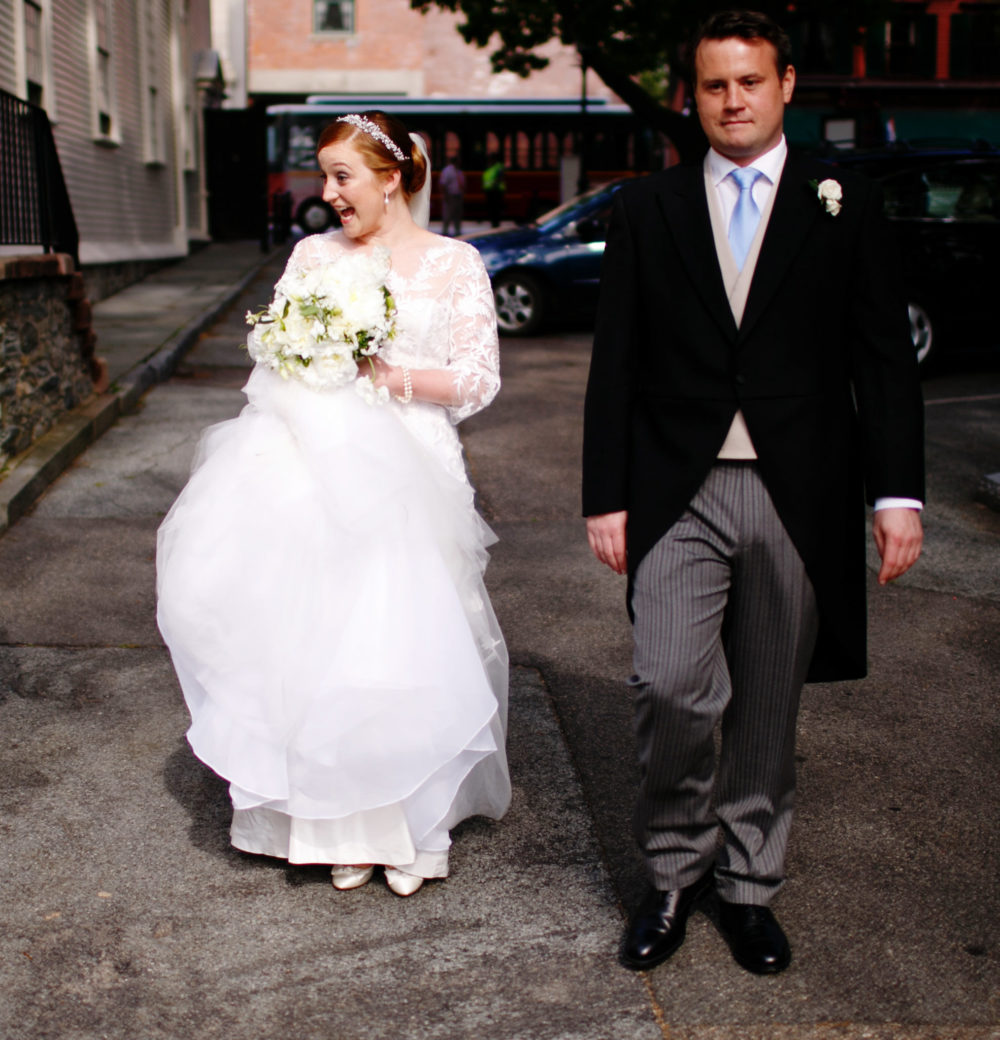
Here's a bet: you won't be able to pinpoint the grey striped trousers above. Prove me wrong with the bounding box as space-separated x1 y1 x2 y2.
629 462 818 905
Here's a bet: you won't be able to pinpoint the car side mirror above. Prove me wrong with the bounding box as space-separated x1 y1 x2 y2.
575 217 606 244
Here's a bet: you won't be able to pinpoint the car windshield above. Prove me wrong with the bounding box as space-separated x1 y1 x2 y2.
881 161 1000 222
533 182 621 233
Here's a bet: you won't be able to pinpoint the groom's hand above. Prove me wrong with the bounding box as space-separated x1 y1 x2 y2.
586 511 628 575
873 507 923 585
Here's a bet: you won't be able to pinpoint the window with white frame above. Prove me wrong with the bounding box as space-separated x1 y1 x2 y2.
148 84 162 160
176 0 196 171
182 95 197 171
314 0 355 34
24 0 45 107
141 0 167 164
93 0 116 139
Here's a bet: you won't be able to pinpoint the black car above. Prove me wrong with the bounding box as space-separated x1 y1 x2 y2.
825 145 1000 368
462 180 626 336
468 148 1000 367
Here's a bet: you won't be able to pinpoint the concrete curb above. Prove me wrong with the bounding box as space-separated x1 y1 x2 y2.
0 252 274 536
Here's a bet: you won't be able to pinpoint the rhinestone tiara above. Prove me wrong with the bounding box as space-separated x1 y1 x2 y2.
336 114 407 161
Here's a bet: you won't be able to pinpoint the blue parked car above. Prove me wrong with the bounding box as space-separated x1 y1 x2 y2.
463 179 627 336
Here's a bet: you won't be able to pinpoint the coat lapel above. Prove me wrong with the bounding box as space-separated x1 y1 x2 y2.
738 156 820 341
655 167 738 343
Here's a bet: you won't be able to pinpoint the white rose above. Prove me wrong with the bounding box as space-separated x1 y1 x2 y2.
246 325 266 362
817 179 842 201
318 267 343 299
354 374 390 406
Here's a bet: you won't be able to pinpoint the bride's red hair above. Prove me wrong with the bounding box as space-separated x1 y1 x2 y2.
317 110 428 201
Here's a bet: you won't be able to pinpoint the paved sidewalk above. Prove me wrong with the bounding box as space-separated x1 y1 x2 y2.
0 238 996 1039
0 238 662 1040
0 242 280 534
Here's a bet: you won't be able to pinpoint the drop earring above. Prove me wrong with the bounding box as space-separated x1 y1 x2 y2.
384 190 390 207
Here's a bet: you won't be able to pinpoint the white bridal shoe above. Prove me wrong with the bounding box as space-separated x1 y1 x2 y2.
330 864 375 891
384 867 425 897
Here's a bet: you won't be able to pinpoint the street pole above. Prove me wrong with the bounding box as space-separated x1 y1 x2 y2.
578 59 589 196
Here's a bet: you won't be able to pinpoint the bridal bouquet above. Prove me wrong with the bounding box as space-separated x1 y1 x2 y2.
245 247 396 396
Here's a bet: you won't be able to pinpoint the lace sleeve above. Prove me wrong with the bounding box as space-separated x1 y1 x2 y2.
445 244 501 424
283 232 334 277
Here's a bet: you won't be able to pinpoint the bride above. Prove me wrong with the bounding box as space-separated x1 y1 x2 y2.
156 111 510 897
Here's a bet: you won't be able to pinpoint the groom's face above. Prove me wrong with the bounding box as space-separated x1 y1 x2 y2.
694 36 796 166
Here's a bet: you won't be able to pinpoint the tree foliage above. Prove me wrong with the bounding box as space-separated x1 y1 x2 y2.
410 0 898 159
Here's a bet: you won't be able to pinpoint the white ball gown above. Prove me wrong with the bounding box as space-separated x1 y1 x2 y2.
156 232 511 878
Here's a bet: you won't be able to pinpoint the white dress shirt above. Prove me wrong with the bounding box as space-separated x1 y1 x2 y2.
705 137 921 513
707 136 787 232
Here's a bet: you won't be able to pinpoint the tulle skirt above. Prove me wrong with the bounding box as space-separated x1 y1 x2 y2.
156 366 510 875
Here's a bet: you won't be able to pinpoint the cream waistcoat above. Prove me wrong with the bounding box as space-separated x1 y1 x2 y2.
704 165 782 459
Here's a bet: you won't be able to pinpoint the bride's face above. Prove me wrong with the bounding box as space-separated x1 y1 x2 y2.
318 141 392 241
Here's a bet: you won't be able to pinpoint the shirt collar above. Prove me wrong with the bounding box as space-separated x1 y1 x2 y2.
707 136 787 187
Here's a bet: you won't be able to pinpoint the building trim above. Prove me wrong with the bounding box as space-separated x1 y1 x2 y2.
78 239 189 264
248 68 424 97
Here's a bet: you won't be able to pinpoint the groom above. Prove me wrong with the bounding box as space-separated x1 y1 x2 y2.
582 9 924 975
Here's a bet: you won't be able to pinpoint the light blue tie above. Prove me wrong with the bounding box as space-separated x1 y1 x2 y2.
728 167 763 270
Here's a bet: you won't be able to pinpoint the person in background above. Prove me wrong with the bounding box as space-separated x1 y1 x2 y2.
439 152 466 236
482 152 506 228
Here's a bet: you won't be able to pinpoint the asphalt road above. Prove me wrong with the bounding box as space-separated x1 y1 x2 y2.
466 335 1000 1034
0 255 997 1038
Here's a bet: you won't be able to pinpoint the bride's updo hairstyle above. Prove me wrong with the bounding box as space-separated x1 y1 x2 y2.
316 110 428 202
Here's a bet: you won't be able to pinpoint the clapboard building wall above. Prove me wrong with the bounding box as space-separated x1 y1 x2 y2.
0 0 217 273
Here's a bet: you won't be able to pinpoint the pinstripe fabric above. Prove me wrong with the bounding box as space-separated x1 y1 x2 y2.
629 462 818 905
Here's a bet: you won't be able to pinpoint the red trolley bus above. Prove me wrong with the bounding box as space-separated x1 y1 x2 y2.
267 95 665 232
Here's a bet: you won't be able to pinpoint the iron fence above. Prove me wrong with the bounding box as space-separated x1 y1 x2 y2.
0 88 79 267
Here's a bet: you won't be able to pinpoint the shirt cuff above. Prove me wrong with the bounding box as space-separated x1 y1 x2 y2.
874 497 923 511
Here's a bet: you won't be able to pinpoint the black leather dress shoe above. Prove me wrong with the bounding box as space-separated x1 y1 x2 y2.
622 870 714 970
717 901 791 975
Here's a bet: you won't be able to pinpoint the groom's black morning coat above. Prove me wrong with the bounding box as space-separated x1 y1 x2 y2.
582 153 925 682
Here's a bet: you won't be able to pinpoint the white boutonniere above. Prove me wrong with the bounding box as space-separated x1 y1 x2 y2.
810 178 843 216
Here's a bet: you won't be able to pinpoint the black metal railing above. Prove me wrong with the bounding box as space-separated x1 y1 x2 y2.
0 88 79 267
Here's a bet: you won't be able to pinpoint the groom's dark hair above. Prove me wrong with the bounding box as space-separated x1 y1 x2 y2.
691 10 793 79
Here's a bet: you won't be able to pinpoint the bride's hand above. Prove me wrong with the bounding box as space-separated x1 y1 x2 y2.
367 358 416 402
358 355 396 393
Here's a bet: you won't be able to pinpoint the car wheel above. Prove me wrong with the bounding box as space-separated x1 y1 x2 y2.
295 197 336 233
494 272 545 336
908 302 934 367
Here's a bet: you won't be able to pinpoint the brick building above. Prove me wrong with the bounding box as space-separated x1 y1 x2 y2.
212 0 614 108
217 0 1000 148
780 0 1000 148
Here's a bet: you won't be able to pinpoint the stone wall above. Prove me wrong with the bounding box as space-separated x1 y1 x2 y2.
0 254 98 469
82 256 177 305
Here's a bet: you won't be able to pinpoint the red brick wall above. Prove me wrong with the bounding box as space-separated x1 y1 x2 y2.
248 0 617 100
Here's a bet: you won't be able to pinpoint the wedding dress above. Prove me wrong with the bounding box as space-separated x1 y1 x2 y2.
156 231 511 877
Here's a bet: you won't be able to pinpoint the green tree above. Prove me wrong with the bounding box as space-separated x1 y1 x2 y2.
409 0 897 160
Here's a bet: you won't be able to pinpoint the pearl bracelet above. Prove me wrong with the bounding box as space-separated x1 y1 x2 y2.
395 365 413 404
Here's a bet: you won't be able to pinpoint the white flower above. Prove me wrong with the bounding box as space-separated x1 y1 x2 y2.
299 350 356 390
816 178 843 216
354 374 390 406
244 247 396 392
